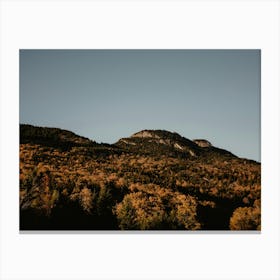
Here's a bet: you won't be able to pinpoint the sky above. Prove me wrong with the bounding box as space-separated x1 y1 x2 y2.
20 50 260 162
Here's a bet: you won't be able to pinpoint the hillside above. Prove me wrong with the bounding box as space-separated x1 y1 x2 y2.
20 124 261 230
20 124 95 148
115 129 237 160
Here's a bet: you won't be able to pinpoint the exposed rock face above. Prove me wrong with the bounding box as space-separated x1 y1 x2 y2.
194 139 212 148
119 139 136 145
131 130 160 138
174 142 184 150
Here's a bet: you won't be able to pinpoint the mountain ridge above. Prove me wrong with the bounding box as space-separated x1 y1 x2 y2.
115 128 238 161
19 123 261 230
20 124 95 146
20 124 259 162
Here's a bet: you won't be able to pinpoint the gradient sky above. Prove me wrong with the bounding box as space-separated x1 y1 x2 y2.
20 50 260 161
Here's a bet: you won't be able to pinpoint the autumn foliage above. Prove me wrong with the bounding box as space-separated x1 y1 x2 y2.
229 200 261 230
20 125 261 230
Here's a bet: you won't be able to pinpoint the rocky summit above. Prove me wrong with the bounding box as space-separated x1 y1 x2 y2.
115 129 236 160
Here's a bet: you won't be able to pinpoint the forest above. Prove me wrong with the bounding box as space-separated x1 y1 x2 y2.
20 124 261 230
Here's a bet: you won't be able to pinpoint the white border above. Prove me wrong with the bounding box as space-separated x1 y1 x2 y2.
1 1 279 279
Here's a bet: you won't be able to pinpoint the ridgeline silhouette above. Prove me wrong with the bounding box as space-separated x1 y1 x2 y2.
20 124 261 230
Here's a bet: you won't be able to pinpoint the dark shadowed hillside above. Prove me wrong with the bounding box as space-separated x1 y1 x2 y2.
20 124 95 148
20 124 261 230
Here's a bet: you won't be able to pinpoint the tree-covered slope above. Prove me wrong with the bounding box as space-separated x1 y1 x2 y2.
19 124 261 230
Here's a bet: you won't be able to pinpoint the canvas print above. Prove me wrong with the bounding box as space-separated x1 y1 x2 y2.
19 50 261 231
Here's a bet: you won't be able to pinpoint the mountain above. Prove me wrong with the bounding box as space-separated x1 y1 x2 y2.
20 125 237 160
19 124 261 231
115 129 199 157
20 124 95 147
115 129 236 160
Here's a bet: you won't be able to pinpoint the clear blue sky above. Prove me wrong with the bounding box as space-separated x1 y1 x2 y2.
20 50 260 161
